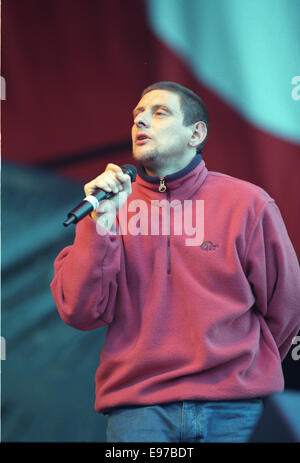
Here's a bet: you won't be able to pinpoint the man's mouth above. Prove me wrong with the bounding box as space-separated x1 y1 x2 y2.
135 133 151 145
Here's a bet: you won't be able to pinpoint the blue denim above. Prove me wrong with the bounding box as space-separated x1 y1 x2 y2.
106 399 264 443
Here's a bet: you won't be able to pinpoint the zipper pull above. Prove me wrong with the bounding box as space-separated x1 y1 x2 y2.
159 177 167 192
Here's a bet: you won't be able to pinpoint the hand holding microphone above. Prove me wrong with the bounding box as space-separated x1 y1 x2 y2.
63 163 137 227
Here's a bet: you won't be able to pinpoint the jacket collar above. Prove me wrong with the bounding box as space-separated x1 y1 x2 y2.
137 154 203 183
135 154 208 198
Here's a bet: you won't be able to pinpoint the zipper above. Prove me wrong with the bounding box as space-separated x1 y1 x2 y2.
159 177 167 192
158 177 171 274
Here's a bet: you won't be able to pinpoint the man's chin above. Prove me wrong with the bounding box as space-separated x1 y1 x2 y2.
132 149 158 165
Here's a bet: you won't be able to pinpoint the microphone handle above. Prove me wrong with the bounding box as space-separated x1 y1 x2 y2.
63 190 114 227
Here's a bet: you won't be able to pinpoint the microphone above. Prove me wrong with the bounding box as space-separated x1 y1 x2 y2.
63 164 137 227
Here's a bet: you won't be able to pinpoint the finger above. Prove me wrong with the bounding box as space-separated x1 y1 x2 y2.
105 163 124 177
105 163 134 187
105 171 125 193
94 176 118 193
106 164 128 185
84 181 99 196
117 171 130 184
85 176 113 195
84 164 128 197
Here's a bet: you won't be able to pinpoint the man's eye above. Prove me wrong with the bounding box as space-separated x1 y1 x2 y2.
155 111 166 116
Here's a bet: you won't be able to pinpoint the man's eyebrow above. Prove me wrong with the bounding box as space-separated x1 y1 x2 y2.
132 106 144 118
153 104 171 113
133 104 171 118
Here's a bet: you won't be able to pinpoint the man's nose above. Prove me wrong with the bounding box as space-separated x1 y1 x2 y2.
135 112 150 128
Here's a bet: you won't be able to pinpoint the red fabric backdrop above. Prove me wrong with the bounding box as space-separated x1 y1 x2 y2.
2 0 299 256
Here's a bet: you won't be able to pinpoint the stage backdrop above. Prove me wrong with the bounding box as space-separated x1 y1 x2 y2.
2 0 300 442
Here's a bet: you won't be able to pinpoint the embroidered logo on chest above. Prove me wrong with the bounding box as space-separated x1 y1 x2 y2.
200 241 219 251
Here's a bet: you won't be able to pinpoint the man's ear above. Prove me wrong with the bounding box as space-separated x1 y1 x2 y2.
188 121 207 149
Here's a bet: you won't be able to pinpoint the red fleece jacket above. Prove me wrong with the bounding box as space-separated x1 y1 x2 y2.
50 157 300 413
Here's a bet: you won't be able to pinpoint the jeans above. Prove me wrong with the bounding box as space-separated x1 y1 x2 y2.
106 399 264 443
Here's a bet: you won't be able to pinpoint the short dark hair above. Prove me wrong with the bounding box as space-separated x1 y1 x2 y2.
141 81 209 154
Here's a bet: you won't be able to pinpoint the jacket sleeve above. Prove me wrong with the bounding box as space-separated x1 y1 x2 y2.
243 200 300 360
50 215 121 330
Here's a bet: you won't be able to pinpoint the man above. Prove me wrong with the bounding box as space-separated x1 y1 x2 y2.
51 82 300 443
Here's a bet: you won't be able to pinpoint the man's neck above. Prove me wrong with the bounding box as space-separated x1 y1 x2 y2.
144 152 196 177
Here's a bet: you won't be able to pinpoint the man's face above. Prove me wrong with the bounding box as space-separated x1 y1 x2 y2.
131 90 193 167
